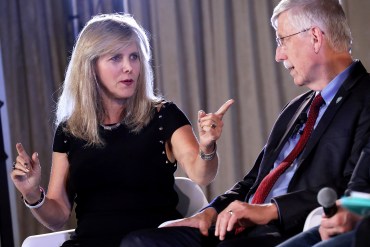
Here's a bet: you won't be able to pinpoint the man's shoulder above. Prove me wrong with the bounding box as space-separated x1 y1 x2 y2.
343 60 370 89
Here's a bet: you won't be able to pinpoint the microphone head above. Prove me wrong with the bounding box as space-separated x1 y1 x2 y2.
317 187 337 208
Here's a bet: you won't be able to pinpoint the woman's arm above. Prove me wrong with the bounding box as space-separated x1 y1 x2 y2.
11 143 72 231
169 100 234 186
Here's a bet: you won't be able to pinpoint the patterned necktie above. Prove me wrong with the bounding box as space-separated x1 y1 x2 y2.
235 93 324 235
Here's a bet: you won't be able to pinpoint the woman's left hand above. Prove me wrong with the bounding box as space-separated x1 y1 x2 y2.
198 99 234 152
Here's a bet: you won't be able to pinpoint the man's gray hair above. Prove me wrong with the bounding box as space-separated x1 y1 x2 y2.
271 0 352 53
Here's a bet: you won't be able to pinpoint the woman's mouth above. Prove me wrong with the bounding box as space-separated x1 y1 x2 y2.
120 79 134 86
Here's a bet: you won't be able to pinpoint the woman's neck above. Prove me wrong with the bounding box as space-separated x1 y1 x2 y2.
102 102 126 125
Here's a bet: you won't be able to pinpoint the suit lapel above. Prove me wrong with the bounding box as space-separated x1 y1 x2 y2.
274 92 315 155
299 89 348 161
298 61 366 162
255 92 315 181
250 92 315 193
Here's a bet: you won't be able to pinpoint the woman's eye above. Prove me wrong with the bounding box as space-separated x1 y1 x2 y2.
130 53 139 61
110 54 122 62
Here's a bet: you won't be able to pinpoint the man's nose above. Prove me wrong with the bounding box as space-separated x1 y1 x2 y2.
275 46 287 62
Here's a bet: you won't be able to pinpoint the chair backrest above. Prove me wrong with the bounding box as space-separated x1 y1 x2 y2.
21 229 74 247
174 177 209 217
303 206 323 231
21 177 208 246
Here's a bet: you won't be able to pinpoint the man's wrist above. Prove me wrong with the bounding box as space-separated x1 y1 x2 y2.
267 203 279 220
269 200 280 221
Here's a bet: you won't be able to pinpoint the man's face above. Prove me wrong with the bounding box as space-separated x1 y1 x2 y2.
275 12 317 88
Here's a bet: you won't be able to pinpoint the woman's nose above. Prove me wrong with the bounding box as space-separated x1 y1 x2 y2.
123 60 132 73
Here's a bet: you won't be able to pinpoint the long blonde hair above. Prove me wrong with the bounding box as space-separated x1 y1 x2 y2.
56 13 162 145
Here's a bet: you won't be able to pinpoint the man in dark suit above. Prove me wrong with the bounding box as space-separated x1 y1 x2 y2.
120 0 370 246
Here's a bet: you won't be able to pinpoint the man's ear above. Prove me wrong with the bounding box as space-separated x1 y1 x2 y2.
311 27 324 54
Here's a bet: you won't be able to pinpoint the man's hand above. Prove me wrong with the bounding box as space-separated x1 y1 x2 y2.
215 201 278 240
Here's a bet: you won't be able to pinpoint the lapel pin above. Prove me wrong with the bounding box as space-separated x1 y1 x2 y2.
336 97 343 104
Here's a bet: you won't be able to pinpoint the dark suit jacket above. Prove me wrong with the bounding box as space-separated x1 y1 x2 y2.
347 139 370 194
346 144 370 247
209 61 370 237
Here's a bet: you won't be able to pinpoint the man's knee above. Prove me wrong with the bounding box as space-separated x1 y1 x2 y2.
120 231 149 247
120 227 199 247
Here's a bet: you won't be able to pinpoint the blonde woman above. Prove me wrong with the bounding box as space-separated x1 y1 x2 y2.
11 13 233 247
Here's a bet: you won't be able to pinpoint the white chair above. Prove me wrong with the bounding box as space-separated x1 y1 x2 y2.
173 177 208 217
21 177 208 247
21 229 75 247
302 206 323 231
158 177 209 227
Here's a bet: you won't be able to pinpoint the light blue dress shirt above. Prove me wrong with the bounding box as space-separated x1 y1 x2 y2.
249 61 357 204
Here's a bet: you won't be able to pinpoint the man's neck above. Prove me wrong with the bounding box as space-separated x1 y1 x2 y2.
309 53 353 91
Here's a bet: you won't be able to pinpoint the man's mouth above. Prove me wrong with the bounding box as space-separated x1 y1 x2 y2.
283 62 294 71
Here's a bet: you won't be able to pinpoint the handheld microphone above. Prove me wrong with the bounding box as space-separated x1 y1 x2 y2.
317 187 338 217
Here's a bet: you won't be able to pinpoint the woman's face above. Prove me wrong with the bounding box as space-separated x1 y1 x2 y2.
96 41 141 102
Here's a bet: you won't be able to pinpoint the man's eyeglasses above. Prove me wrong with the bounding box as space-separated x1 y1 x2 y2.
276 28 310 47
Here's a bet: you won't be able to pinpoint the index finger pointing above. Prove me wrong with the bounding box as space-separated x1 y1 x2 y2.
215 99 234 118
15 143 28 156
